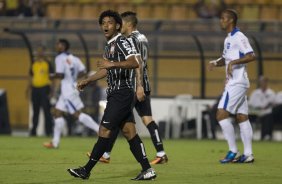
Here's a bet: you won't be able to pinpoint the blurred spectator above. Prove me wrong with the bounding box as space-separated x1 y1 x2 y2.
272 91 282 130
5 0 19 16
194 0 226 19
0 0 6 16
249 76 276 140
26 45 54 136
18 0 45 18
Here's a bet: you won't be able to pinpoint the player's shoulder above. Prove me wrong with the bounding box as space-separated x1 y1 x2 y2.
117 34 129 42
55 52 67 60
132 31 148 42
234 30 247 39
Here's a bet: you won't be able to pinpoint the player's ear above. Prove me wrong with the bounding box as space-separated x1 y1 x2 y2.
116 23 120 30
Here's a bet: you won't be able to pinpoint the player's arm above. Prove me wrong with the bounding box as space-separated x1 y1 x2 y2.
51 73 63 97
97 55 139 69
207 57 225 71
227 52 255 77
77 69 107 91
77 70 87 80
135 54 145 101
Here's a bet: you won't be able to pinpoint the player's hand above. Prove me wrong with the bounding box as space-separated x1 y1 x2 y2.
97 59 114 69
136 85 145 102
207 62 215 71
227 62 233 77
77 79 89 91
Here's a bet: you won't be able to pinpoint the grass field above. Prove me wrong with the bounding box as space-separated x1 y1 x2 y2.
0 136 282 184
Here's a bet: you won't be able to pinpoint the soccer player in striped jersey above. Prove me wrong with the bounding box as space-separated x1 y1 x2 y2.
208 9 255 163
96 11 168 165
43 39 99 149
67 10 156 181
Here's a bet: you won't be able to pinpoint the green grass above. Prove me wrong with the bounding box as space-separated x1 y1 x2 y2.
0 136 282 184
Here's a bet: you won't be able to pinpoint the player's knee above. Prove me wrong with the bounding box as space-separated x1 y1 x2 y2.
236 114 248 123
121 123 136 140
53 109 63 118
216 109 229 121
98 125 111 138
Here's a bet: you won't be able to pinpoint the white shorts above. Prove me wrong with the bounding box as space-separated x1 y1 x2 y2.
218 85 248 115
55 93 84 114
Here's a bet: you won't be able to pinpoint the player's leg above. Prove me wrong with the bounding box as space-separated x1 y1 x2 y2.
135 96 168 164
68 92 126 179
73 111 99 133
217 88 239 163
68 125 111 179
43 96 66 148
121 121 156 180
233 95 254 163
69 95 99 133
41 86 53 136
100 128 119 163
86 128 119 163
30 87 40 136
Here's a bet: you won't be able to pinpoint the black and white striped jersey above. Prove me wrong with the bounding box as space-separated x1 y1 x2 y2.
103 33 136 95
129 30 151 92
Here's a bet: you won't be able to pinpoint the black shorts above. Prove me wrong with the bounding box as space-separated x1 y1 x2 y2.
101 89 135 130
135 92 152 117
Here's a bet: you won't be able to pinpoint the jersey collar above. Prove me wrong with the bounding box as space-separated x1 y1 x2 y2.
229 27 240 36
107 33 121 44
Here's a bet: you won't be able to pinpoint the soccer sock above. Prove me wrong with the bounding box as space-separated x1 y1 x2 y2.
78 113 99 133
218 118 238 153
84 136 110 173
239 120 253 156
128 134 151 171
147 121 165 154
104 128 119 154
52 117 65 147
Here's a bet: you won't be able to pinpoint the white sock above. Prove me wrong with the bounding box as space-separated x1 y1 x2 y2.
78 113 99 133
102 152 111 159
156 151 165 157
219 118 238 153
239 120 253 156
52 117 65 147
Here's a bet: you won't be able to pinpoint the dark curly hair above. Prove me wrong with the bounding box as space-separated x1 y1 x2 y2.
99 10 122 31
58 38 70 51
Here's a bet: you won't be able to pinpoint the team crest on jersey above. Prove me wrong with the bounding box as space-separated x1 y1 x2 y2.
227 42 231 49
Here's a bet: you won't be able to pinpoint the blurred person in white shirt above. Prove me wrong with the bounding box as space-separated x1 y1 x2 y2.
249 76 276 140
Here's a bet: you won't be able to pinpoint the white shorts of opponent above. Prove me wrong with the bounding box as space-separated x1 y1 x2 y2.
55 93 84 114
218 85 249 115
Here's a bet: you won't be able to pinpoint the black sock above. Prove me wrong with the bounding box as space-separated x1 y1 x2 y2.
84 136 110 173
105 128 119 153
128 134 151 171
147 121 164 153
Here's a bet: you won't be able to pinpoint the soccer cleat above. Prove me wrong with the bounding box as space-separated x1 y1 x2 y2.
220 151 239 163
131 168 157 181
67 167 90 180
150 155 168 165
43 142 57 149
86 152 110 163
232 154 254 163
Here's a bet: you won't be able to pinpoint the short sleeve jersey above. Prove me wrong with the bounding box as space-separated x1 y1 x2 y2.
222 28 254 88
128 30 151 92
55 53 85 97
103 33 136 94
